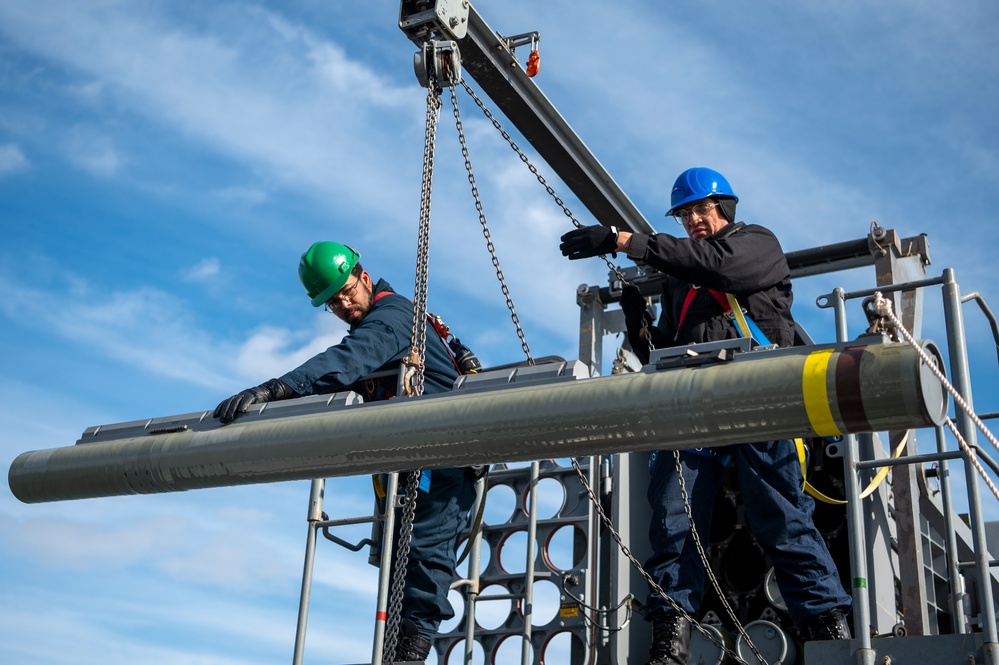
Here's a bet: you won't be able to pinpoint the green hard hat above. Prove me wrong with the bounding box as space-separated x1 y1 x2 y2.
298 241 361 307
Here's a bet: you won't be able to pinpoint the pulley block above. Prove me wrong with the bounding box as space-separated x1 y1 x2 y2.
414 40 461 90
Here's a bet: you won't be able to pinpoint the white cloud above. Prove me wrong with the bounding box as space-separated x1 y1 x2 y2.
0 268 229 389
181 257 221 282
214 186 268 205
0 0 422 222
233 316 350 382
0 143 29 174
65 128 123 177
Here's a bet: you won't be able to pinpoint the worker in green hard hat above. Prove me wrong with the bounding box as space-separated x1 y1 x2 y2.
213 241 477 663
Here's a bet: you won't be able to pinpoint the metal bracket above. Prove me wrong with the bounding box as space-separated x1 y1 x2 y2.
654 347 735 371
499 30 539 53
399 0 470 40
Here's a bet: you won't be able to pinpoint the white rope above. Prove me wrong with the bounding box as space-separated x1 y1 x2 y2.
872 292 999 502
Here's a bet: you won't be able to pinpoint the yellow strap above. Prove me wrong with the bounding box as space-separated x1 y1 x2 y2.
796 433 909 505
801 349 842 437
372 474 386 499
724 292 753 339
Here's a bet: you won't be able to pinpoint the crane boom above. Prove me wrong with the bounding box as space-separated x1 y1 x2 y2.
399 1 655 234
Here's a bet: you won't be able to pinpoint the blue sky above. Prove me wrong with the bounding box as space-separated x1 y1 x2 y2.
1 1 998 663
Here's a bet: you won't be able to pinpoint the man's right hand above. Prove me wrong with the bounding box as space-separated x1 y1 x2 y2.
559 225 618 260
214 378 296 424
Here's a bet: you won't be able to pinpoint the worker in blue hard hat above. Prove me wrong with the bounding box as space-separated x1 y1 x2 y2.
214 241 477 664
560 168 852 665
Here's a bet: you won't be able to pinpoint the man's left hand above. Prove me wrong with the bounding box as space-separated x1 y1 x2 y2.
559 225 618 260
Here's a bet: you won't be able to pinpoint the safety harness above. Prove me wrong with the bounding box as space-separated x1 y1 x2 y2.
361 290 479 404
676 286 772 346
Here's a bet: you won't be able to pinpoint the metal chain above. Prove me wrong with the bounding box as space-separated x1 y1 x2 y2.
459 80 631 286
382 469 423 662
448 85 534 364
872 292 999 501
384 87 442 661
671 451 768 664
569 458 756 665
404 88 442 398
458 81 658 362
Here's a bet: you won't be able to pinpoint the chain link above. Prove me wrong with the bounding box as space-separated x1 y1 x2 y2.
671 451 768 664
404 88 442 398
569 458 757 665
459 81 631 286
385 87 442 661
382 469 423 662
448 85 534 364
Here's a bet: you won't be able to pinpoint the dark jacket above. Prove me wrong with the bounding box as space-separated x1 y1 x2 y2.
626 222 795 349
280 278 459 398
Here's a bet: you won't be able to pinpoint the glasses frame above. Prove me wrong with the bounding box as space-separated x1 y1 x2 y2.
324 277 361 313
672 200 720 225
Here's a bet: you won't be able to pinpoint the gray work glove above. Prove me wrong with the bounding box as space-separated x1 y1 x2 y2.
559 225 618 260
214 378 296 424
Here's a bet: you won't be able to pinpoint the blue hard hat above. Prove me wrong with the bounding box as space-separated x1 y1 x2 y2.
666 167 738 216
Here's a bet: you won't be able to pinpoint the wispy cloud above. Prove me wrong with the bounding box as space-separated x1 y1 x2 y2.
0 1 421 222
0 260 354 390
0 143 29 174
181 257 221 282
64 127 123 177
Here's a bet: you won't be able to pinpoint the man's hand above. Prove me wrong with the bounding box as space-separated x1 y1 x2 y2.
559 225 618 260
619 285 651 331
214 378 296 424
620 284 653 365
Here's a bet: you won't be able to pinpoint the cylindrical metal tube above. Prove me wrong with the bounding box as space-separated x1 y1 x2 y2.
8 342 947 504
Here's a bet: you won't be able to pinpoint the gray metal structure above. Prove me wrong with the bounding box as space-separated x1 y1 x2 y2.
573 227 999 665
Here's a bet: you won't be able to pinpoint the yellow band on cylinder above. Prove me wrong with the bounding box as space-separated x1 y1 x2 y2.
802 349 842 437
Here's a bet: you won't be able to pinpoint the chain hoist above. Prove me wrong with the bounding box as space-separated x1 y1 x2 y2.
402 86 442 399
384 38 463 661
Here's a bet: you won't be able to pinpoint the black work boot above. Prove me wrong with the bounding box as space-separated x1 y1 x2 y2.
393 618 432 663
805 608 852 641
647 612 691 665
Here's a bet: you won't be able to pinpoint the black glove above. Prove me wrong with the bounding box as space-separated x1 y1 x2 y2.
619 285 651 331
559 225 618 260
214 378 296 424
620 284 653 366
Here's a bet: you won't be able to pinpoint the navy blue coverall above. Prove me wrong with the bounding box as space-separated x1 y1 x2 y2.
280 278 476 640
625 222 853 627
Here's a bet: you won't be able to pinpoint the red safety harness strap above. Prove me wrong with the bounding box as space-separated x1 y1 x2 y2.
372 289 464 375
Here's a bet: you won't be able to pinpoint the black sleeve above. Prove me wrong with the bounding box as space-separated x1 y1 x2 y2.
626 223 789 295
